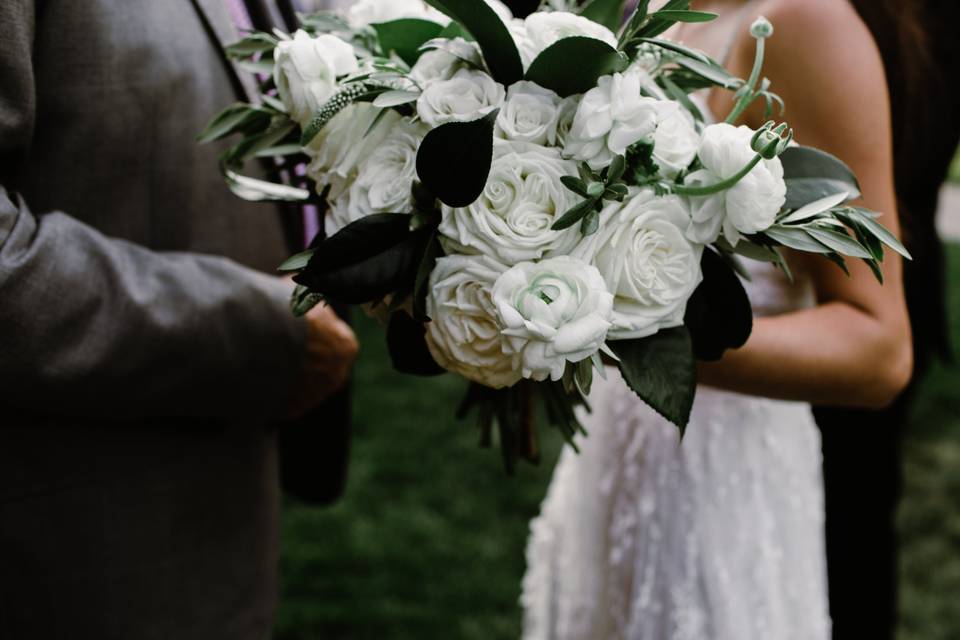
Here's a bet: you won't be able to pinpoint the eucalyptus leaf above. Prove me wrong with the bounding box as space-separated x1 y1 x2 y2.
225 33 279 58
424 0 524 84
672 55 739 89
841 208 911 259
778 191 850 224
608 327 697 431
649 9 717 22
526 37 628 97
372 89 421 108
780 146 862 210
762 225 832 253
579 0 628 31
639 37 712 64
372 18 443 65
197 103 271 144
416 109 498 208
805 226 873 259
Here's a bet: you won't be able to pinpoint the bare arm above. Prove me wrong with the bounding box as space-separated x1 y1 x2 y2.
698 0 913 408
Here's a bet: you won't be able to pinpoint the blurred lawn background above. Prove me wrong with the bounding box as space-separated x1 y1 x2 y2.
276 240 960 637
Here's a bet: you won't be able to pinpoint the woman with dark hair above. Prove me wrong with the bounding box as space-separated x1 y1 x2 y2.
816 1 960 638
521 1 917 638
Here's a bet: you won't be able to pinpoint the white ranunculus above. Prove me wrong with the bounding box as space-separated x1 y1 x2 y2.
553 95 580 147
273 31 359 126
523 12 618 62
346 0 449 26
416 68 506 127
327 119 428 234
573 190 703 339
439 140 580 265
651 101 699 178
492 256 614 381
495 81 562 145
425 255 522 389
305 103 401 201
409 38 482 89
685 123 786 245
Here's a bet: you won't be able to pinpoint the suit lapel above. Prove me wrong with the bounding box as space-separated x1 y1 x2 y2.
188 0 261 103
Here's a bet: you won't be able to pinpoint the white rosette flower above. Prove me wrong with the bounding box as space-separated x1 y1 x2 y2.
492 256 614 381
554 95 581 147
346 0 449 26
438 140 580 265
327 119 429 234
409 38 482 89
305 103 401 200
495 81 562 145
416 68 506 128
564 66 698 172
522 12 618 61
685 123 786 245
573 190 703 340
273 31 359 126
425 255 522 389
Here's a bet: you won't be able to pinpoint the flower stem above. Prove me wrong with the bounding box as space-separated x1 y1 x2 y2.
725 36 766 124
671 154 763 197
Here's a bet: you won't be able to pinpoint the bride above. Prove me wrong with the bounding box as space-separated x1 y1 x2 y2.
521 0 913 638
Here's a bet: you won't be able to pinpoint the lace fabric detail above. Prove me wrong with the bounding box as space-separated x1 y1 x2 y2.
521 260 831 640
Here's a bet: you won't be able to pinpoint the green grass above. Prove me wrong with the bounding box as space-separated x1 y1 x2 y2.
277 246 960 640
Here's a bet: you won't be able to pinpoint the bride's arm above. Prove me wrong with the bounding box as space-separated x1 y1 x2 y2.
697 0 913 408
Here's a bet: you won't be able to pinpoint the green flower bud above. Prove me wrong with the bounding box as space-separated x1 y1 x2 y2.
750 16 774 39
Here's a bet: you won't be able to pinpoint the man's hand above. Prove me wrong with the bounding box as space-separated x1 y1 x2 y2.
288 302 359 418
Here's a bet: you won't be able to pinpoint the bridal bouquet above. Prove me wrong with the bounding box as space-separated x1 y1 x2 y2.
201 0 908 469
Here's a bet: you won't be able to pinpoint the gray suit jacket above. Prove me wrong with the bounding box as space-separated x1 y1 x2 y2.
0 1 317 638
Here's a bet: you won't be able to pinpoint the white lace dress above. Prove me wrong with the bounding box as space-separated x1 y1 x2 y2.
521 260 832 640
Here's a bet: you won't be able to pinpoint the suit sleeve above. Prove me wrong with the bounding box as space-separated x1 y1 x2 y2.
0 1 306 422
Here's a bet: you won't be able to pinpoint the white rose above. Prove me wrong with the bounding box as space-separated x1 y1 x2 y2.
563 66 661 169
305 103 401 201
554 95 580 147
492 256 614 382
416 68 506 127
523 12 618 62
409 38 482 88
573 190 703 339
651 101 699 178
425 255 522 389
495 81 562 145
347 0 449 26
507 19 537 70
685 123 786 245
439 140 580 265
273 31 359 126
327 119 428 234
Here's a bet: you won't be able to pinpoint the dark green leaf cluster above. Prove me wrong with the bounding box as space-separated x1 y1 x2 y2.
552 156 629 235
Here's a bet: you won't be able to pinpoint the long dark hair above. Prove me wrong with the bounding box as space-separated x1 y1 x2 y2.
849 0 960 367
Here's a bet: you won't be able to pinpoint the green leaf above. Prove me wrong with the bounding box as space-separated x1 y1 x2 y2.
606 154 626 182
639 37 712 64
634 0 691 38
525 37 628 97
804 226 873 259
387 311 446 376
413 232 444 321
225 32 279 58
222 167 310 202
778 191 851 225
551 198 598 231
780 146 862 210
581 208 600 235
649 9 717 22
579 0 627 31
659 73 705 122
672 55 739 89
609 327 697 431
416 109 498 208
253 143 303 158
372 18 443 65
237 58 276 75
424 0 523 84
290 284 324 317
372 89 421 108
684 248 752 361
224 119 297 165
278 249 315 273
560 175 590 198
197 103 271 144
841 208 911 260
762 225 832 253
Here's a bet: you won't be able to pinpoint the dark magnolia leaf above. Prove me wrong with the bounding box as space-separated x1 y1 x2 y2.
805 226 873 259
306 212 413 272
372 18 443 66
416 110 498 208
780 146 862 210
578 0 628 31
424 0 524 84
763 225 832 254
412 232 445 321
295 225 432 304
525 37 628 98
197 103 271 144
683 248 752 361
609 326 697 432
387 311 446 376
